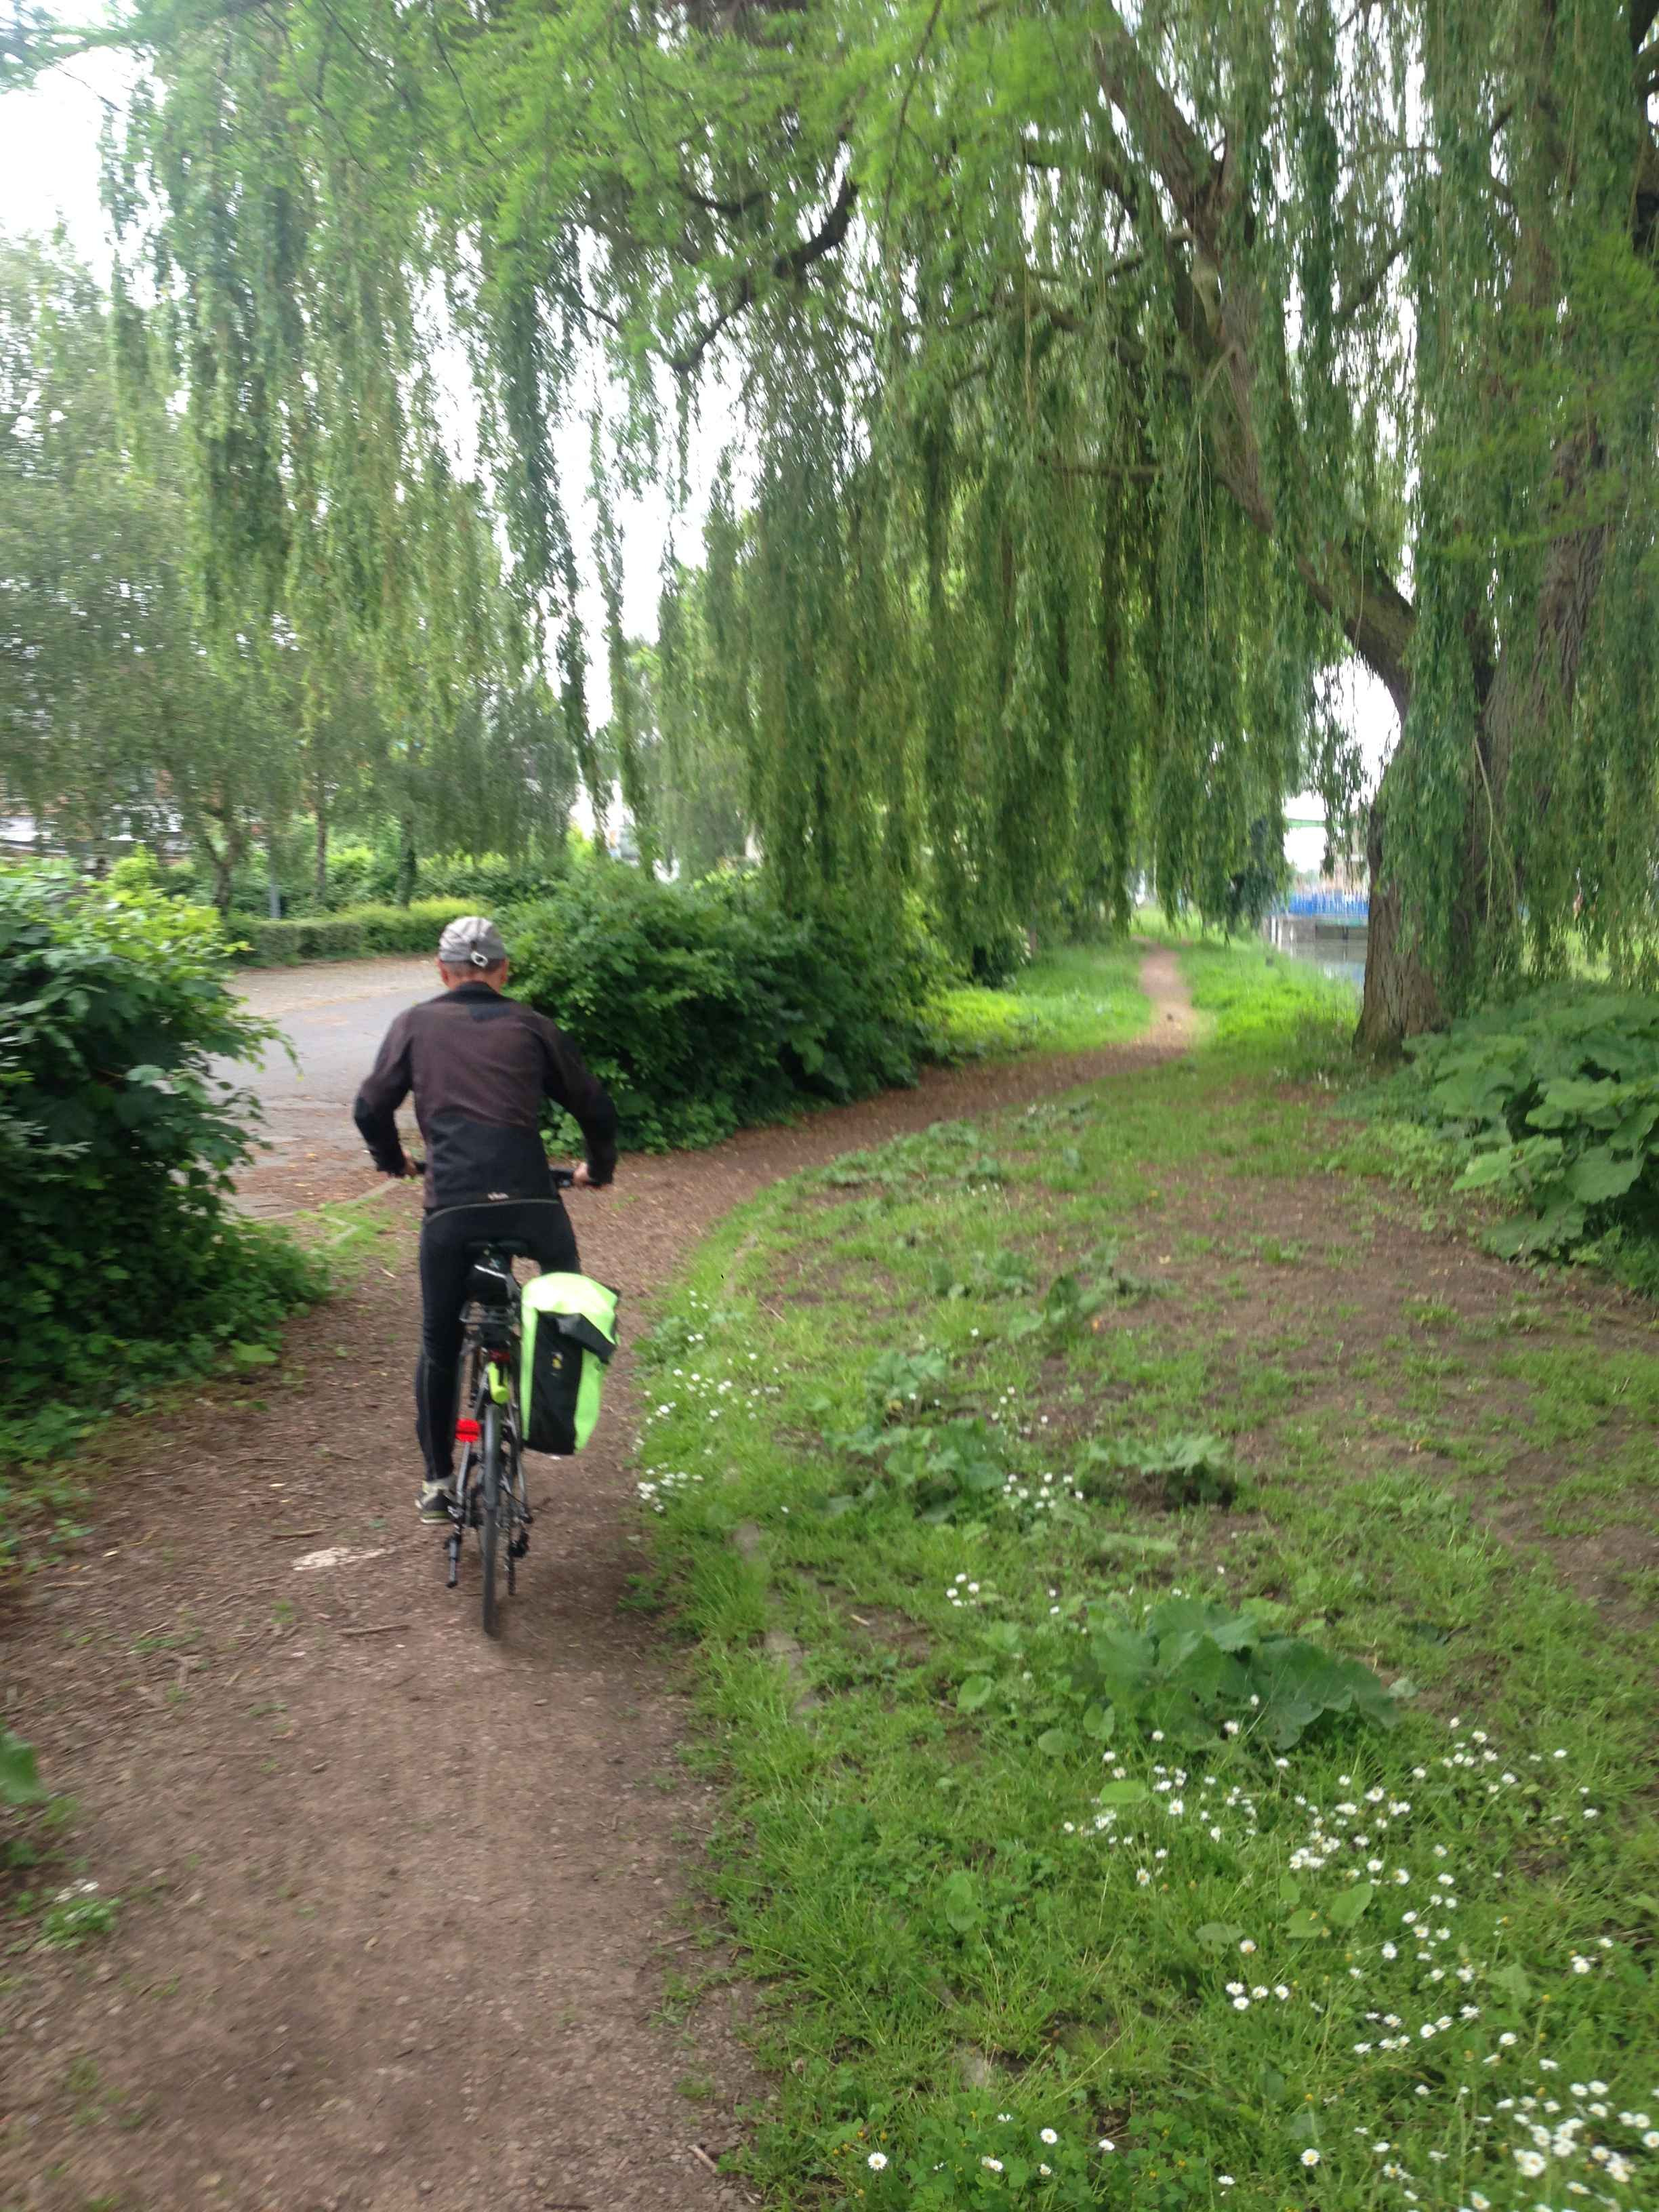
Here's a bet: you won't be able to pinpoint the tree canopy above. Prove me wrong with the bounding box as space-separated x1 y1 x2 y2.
0 232 578 904
7 0 1659 1035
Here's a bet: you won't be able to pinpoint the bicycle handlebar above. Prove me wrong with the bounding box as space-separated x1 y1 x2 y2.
399 1157 581 1190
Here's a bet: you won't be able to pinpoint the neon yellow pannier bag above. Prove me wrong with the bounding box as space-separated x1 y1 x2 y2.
520 1273 620 1454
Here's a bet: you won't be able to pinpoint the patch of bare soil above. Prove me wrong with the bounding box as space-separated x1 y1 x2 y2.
1047 1155 1659 1632
0 953 1200 2212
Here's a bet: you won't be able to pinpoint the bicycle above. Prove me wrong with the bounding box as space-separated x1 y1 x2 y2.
441 1165 578 1637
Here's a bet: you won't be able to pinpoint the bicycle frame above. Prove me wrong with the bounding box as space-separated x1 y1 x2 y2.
445 1248 528 1597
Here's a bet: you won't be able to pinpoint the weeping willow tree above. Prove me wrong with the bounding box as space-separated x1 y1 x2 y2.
10 0 1659 1038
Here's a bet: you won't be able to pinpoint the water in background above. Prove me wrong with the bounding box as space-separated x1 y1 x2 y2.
1264 906 1368 993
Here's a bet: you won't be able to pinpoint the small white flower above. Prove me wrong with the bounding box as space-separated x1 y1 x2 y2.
1218 2177 1235 2189
1300 2148 1322 2167
981 2155 1003 2173
1514 2150 1547 2177
867 2152 887 2171
1040 2129 1058 2146
1099 2137 1115 2152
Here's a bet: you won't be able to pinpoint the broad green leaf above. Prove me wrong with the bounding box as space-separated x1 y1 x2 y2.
1326 1881 1375 1929
1095 1779 1149 1807
940 1869 981 1935
1195 1921 1245 1950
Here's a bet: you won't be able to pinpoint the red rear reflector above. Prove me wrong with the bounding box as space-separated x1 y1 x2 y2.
454 1419 482 1443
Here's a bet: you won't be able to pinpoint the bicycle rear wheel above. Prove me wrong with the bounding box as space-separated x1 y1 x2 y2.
479 1399 504 1636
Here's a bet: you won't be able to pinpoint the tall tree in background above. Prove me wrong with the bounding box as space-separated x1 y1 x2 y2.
0 234 279 902
7 0 1658 1038
0 232 575 901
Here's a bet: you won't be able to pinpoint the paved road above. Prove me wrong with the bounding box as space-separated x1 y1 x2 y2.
226 957 435 1217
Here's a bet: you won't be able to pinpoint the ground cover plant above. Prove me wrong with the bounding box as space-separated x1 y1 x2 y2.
633 945 1658 2211
1401 993 1659 1266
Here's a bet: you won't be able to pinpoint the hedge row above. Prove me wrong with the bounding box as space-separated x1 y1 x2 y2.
508 869 949 1151
0 871 325 1479
231 898 478 965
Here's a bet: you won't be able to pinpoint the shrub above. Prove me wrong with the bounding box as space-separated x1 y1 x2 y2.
411 849 567 908
231 898 476 965
507 869 948 1151
1408 987 1659 1256
0 870 326 1476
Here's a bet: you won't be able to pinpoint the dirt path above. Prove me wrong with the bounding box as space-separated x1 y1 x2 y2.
2 951 1198 2212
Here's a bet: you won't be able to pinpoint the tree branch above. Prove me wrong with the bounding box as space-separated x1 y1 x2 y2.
1090 5 1414 712
668 167 857 374
1336 227 1408 327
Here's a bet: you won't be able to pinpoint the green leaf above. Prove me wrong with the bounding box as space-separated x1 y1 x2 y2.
1565 1145 1643 1204
1195 1921 1245 1950
1490 1962 1532 2003
1035 1727 1073 1756
228 1341 279 1369
940 1869 981 1935
1095 1779 1148 1807
1326 1881 1375 1929
956 1675 996 1712
1284 1909 1327 1940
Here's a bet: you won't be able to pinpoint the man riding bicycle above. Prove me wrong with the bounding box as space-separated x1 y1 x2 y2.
352 915 618 1522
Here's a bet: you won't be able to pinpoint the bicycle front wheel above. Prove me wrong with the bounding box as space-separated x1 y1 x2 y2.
479 1399 504 1637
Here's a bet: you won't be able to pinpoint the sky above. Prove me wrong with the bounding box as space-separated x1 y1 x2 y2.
3 60 1398 864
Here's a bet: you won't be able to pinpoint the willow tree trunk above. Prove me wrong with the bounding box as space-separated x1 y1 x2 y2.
396 812 416 907
1355 752 1446 1054
1355 483 1610 1056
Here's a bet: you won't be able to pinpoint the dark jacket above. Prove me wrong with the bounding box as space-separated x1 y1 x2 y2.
352 983 618 1210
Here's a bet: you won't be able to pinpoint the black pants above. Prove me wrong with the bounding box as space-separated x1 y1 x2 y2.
415 1198 580 1483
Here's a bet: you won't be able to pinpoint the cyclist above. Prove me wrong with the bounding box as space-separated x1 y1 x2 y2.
352 914 618 1522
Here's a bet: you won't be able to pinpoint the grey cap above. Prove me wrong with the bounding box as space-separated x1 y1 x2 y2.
438 914 508 970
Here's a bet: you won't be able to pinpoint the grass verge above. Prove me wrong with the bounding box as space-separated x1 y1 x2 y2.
931 943 1151 1061
635 943 1658 2212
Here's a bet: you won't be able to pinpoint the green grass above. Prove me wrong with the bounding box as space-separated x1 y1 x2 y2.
932 943 1151 1061
634 941 1658 2212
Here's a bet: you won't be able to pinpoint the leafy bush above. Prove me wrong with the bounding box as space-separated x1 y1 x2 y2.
0 870 326 1482
1081 1430 1239 1508
957 1595 1400 1753
231 897 476 965
508 869 949 1150
310 840 567 914
411 849 566 908
1408 988 1659 1256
